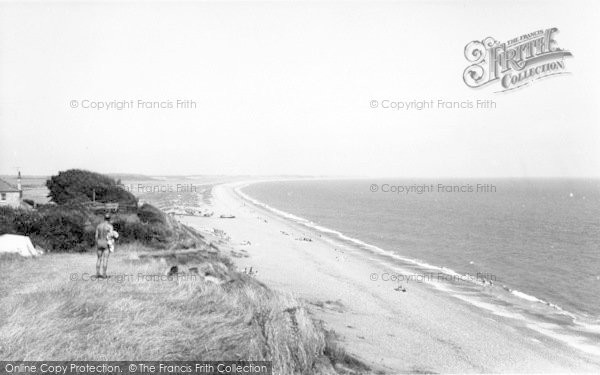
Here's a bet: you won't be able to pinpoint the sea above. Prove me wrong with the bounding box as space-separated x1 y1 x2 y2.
240 178 600 356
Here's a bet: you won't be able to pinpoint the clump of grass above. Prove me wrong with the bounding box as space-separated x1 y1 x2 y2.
0 248 349 374
322 330 372 374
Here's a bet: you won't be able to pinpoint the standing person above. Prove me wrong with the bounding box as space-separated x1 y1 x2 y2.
95 213 114 278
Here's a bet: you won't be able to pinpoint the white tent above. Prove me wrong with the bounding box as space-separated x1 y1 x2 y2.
0 234 43 257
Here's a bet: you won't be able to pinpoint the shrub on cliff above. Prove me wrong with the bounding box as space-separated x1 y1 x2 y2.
46 169 137 207
111 216 171 248
0 205 93 252
137 203 167 225
36 206 94 252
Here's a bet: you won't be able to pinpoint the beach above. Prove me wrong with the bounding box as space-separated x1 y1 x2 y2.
3 1 599 373
180 181 600 374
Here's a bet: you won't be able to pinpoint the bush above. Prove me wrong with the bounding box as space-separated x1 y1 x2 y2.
112 218 172 248
13 210 43 235
36 206 94 252
137 203 166 225
0 206 18 234
0 206 93 252
4 170 199 252
46 169 137 207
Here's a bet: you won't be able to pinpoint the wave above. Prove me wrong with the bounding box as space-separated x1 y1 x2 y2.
511 289 542 302
526 323 600 357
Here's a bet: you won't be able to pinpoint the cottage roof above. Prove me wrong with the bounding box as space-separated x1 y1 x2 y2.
0 178 19 192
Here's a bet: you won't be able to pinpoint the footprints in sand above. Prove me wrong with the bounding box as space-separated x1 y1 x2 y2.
334 248 347 262
309 299 346 313
230 238 257 276
212 229 230 241
230 238 252 258
230 249 249 258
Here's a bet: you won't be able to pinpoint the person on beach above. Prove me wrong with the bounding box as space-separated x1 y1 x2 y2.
95 213 116 278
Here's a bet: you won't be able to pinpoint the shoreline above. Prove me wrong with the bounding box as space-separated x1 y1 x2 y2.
232 180 600 359
180 180 600 373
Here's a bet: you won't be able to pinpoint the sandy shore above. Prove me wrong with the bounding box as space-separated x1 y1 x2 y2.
180 181 600 374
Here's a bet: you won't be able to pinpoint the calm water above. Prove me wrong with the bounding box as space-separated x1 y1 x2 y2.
241 179 600 355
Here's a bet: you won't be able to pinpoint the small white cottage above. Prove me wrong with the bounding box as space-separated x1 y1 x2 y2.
0 175 22 208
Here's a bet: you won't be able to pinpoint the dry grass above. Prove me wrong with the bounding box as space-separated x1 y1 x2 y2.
0 247 350 374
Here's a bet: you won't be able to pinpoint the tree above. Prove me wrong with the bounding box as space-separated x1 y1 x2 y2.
46 169 137 206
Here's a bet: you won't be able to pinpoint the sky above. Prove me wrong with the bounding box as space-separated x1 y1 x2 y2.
0 0 599 178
